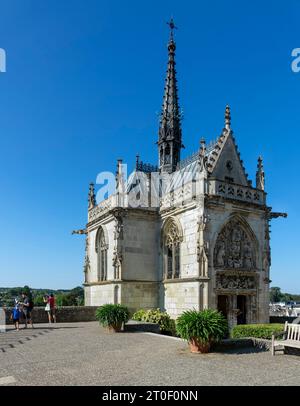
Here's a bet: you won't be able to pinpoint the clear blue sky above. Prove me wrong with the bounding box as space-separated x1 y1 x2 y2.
0 0 299 292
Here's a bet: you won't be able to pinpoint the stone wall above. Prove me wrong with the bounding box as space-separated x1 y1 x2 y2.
121 282 158 312
270 316 297 324
163 280 199 318
4 306 98 324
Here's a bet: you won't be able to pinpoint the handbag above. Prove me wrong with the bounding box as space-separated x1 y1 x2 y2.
45 303 50 312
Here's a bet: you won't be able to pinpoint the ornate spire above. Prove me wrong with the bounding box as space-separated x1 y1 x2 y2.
256 156 265 191
158 18 183 173
225 105 231 131
88 182 96 209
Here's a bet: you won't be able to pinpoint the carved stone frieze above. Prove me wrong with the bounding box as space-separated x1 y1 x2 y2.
216 274 256 290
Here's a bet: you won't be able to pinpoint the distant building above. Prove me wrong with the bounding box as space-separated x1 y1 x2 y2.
82 22 287 327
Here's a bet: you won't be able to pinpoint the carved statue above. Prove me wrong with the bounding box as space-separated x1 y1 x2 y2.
113 213 124 240
216 241 226 267
232 227 242 242
243 240 252 269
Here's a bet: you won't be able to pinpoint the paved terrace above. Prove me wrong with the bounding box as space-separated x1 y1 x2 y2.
0 322 299 386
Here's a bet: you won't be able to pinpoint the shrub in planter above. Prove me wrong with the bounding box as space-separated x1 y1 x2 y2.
231 324 283 340
176 309 228 353
95 304 129 332
132 308 176 335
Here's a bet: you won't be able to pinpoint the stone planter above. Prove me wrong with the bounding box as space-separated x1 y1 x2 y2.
189 338 210 353
107 322 123 333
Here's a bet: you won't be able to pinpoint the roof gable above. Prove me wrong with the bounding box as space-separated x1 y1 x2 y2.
207 130 249 187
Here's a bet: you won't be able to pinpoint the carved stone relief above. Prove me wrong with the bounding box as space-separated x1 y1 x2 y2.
214 218 255 270
216 274 256 290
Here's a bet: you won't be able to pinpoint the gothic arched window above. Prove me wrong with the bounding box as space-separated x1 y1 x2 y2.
163 219 182 279
96 227 108 281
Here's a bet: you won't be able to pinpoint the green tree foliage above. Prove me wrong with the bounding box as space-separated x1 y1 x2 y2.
0 286 84 307
270 287 283 303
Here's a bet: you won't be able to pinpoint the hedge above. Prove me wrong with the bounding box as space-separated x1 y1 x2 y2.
231 324 284 340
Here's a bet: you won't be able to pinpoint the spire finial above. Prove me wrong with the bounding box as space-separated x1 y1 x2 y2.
198 138 207 172
225 104 231 131
88 182 96 209
256 156 265 191
167 18 177 41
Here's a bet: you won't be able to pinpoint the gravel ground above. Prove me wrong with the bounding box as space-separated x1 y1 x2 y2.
0 322 299 386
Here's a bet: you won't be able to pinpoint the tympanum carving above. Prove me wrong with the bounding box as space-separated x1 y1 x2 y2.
214 218 255 269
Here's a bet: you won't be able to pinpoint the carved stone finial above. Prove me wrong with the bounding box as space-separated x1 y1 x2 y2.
88 182 96 209
256 156 265 191
198 138 207 172
225 105 231 131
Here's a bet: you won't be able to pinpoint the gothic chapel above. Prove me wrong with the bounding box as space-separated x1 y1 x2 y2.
79 21 286 327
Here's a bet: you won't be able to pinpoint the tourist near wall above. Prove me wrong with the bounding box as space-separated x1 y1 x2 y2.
4 306 98 324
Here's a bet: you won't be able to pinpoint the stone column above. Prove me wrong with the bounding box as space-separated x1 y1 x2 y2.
228 295 237 329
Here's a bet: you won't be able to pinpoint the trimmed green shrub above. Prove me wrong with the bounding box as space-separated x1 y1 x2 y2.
95 304 129 328
132 309 147 321
231 324 284 340
132 308 176 335
176 309 228 344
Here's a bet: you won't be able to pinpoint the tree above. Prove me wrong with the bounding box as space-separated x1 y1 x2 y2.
34 294 46 306
22 285 32 299
270 287 283 303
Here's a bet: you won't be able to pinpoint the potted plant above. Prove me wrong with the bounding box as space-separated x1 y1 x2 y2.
176 309 228 353
95 304 130 333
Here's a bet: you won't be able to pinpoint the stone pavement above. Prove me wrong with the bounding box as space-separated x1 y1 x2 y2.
0 322 299 386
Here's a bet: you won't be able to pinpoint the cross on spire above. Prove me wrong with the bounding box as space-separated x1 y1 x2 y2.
167 18 177 41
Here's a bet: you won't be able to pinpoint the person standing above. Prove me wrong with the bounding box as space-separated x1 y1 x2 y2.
44 294 56 323
49 293 56 323
21 292 34 329
11 299 21 331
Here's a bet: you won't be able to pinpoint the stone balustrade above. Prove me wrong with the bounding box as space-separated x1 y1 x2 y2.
208 180 265 205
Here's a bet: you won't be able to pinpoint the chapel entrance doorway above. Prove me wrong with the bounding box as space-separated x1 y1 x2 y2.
237 295 247 325
217 295 228 320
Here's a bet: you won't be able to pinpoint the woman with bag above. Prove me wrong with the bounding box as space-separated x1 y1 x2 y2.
44 295 51 323
44 294 56 324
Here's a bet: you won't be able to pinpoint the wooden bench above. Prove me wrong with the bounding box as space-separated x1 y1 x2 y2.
271 322 300 355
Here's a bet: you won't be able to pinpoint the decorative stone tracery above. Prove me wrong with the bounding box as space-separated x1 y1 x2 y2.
214 218 256 270
95 227 108 281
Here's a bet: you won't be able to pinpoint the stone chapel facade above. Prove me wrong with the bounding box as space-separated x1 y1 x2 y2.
80 22 286 327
